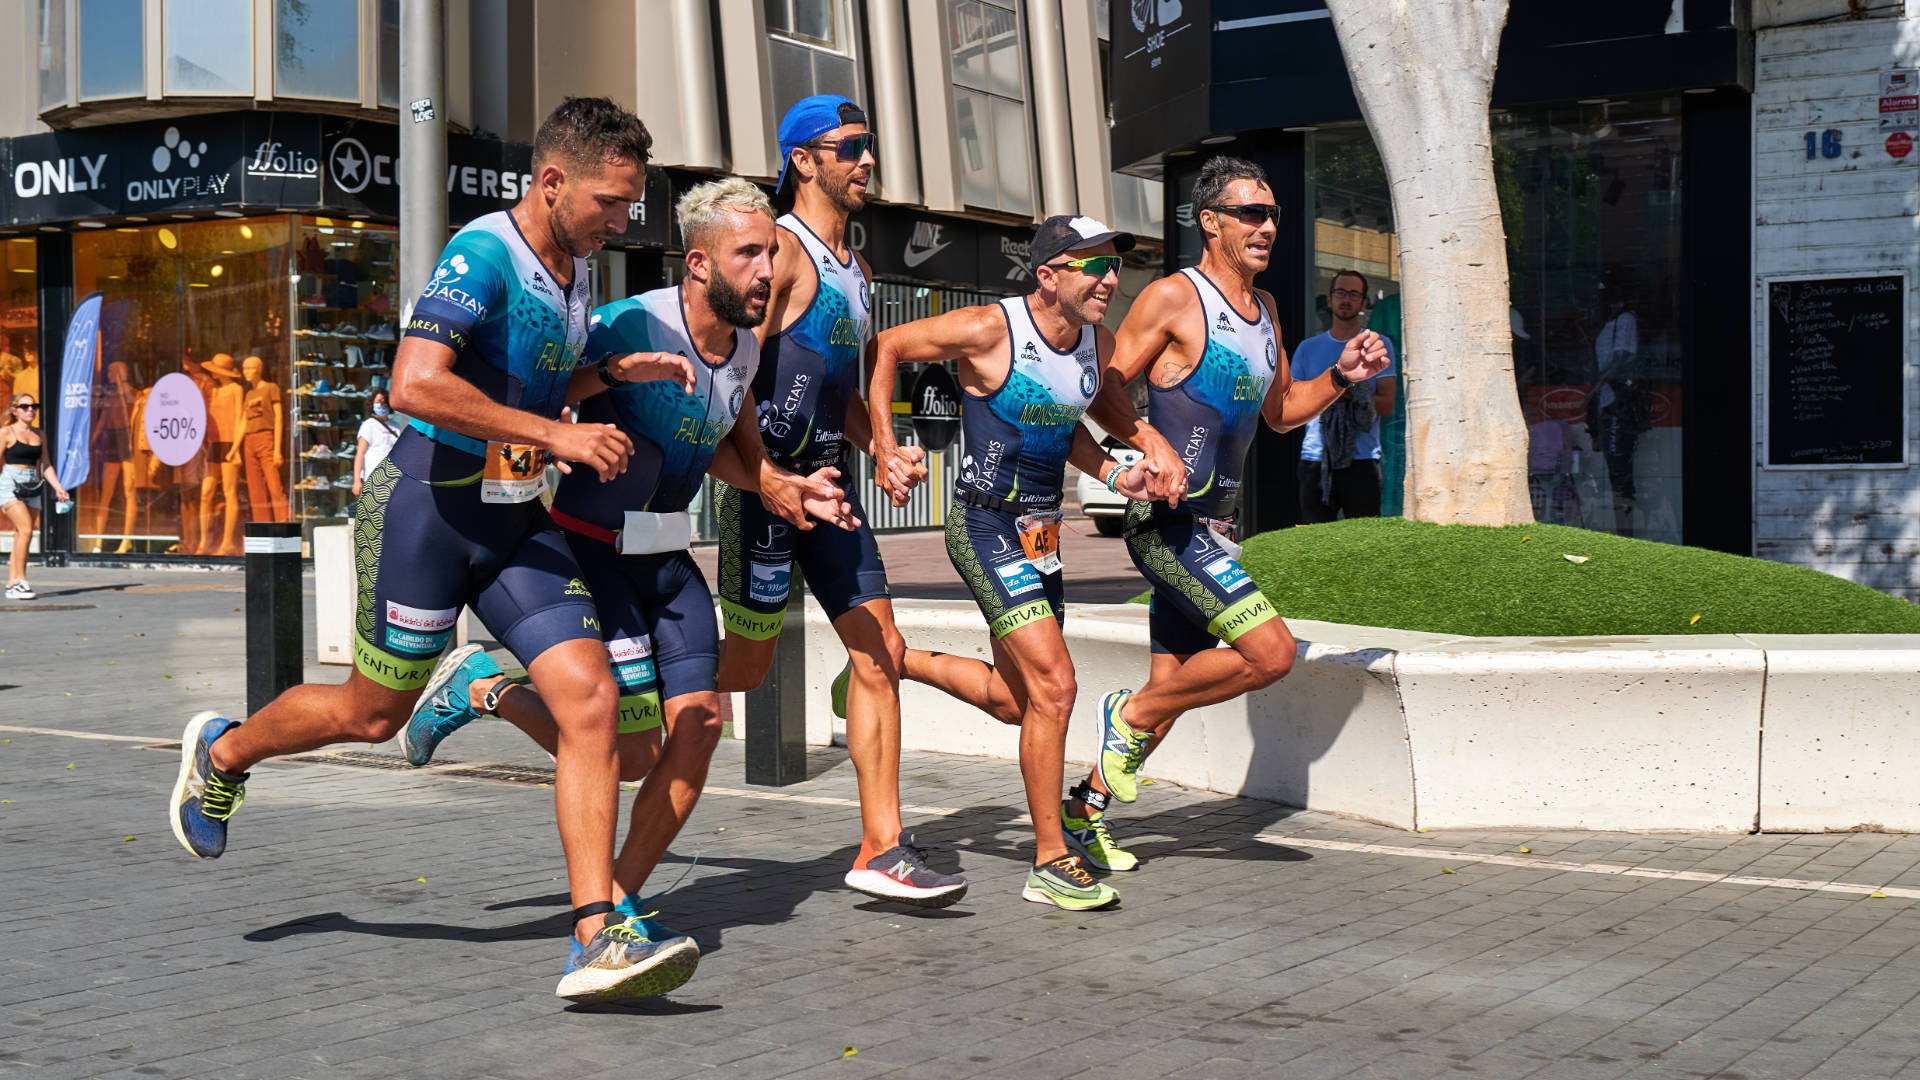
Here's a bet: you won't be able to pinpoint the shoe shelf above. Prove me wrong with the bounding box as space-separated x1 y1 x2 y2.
289 222 398 527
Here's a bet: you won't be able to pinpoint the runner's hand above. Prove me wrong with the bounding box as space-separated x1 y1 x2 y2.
879 444 927 507
1112 461 1158 502
548 406 632 481
1336 330 1392 383
1138 441 1188 507
801 466 859 531
609 351 698 394
760 464 836 531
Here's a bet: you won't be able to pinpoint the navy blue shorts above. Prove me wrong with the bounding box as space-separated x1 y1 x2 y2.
944 499 1066 638
1124 502 1277 655
713 478 889 642
351 434 601 692
563 531 719 734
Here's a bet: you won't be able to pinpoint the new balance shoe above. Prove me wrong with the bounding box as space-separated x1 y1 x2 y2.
829 659 852 720
169 711 248 859
1022 854 1119 910
1061 801 1138 872
556 916 701 1002
1097 689 1152 804
398 643 499 766
6 581 33 600
844 829 968 908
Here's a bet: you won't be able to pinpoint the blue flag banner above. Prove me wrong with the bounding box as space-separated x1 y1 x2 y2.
55 291 103 490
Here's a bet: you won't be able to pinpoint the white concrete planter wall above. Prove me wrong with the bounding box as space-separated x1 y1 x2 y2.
766 600 1920 834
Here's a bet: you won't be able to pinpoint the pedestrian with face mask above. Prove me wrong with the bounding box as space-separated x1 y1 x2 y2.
350 389 401 504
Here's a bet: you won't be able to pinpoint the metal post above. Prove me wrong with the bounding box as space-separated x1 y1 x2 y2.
399 0 449 314
744 581 808 786
35 234 74 565
245 522 304 716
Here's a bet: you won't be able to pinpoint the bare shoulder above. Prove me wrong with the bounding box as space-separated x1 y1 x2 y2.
1253 287 1283 332
853 250 875 283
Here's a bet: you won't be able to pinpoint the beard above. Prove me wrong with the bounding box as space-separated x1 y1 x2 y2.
707 269 771 329
815 159 868 214
550 199 595 257
1059 287 1109 329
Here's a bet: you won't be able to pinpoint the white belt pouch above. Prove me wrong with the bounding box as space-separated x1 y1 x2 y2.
617 510 693 555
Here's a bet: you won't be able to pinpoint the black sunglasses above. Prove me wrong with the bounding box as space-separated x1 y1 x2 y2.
12 402 38 411
1209 203 1281 226
808 131 878 162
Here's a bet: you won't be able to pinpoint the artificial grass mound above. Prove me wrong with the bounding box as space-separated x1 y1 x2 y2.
1156 517 1920 637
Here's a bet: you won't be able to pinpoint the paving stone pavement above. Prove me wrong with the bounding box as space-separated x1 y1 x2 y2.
6 566 1920 1079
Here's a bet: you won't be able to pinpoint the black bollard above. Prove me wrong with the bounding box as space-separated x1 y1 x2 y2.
744 578 808 786
245 522 304 716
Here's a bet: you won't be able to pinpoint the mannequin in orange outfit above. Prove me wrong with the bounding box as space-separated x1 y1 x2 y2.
200 353 245 556
239 354 287 523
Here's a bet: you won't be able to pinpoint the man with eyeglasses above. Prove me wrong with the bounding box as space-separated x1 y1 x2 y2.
711 94 969 908
1295 268 1397 522
1066 156 1391 870
869 215 1173 910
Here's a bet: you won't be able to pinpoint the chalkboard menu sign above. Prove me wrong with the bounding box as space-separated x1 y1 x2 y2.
1766 274 1907 467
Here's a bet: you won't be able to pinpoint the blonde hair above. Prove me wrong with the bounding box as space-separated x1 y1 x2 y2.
675 177 773 252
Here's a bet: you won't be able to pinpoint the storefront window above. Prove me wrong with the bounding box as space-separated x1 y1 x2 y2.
948 0 1034 217
1 240 40 419
165 0 254 95
79 0 145 101
276 0 361 102
38 0 69 110
71 218 293 554
1304 96 1686 542
765 0 860 120
378 0 399 107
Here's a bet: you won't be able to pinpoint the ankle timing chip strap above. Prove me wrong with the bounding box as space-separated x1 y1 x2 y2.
572 901 617 926
1069 781 1109 813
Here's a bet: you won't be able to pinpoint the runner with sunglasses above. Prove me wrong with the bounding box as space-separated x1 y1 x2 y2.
1065 156 1391 870
713 94 968 908
869 215 1179 910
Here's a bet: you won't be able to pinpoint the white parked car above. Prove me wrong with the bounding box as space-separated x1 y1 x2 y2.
1077 435 1143 537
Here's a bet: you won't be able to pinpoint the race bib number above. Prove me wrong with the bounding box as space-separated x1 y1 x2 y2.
482 441 551 504
1016 509 1064 575
1201 515 1243 561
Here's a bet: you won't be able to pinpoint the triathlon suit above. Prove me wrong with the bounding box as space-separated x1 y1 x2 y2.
353 211 599 692
715 213 886 640
946 296 1098 638
549 287 757 733
1124 267 1281 654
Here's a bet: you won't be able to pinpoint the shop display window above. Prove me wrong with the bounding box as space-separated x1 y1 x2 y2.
1 239 38 417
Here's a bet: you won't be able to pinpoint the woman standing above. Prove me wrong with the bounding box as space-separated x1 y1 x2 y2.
349 389 401 505
1 394 70 600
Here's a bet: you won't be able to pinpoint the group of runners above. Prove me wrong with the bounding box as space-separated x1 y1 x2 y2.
167 93 1390 1003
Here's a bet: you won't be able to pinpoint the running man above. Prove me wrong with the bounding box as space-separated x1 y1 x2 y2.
868 215 1169 910
714 94 967 906
169 98 700 1002
395 178 907 999
1070 156 1391 868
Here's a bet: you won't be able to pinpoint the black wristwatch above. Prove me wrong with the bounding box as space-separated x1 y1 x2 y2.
1329 365 1356 391
596 358 622 388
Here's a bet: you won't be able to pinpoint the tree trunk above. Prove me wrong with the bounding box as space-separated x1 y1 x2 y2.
1325 0 1532 526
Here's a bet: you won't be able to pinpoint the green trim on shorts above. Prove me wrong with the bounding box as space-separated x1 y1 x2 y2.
720 597 786 641
1207 590 1277 643
616 690 664 734
990 598 1056 639
421 468 485 487
352 633 439 691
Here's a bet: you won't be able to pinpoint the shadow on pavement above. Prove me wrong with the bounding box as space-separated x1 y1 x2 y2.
244 909 568 944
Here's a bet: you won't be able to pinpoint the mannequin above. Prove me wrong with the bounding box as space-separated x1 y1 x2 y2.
170 361 210 555
239 354 287 523
199 353 245 556
83 360 137 554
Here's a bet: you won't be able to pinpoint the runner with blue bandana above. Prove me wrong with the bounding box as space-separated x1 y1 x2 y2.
1068 156 1391 869
167 98 707 1003
868 215 1181 911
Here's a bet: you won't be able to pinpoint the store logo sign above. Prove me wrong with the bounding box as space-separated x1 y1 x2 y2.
13 154 107 199
247 140 320 180
999 236 1032 283
903 221 952 268
329 136 390 195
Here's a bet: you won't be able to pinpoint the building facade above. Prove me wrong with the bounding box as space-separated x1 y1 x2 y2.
2 0 1161 560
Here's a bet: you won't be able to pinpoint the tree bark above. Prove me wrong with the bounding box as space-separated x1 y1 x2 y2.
1325 0 1531 525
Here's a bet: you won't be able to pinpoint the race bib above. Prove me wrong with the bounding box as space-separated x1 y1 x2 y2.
482 441 551 504
1201 514 1243 561
1016 509 1064 576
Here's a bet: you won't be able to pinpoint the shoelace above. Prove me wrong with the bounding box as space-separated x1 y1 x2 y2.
1050 855 1094 888
1088 815 1121 847
899 834 956 871
201 772 246 821
1122 730 1151 773
426 689 472 738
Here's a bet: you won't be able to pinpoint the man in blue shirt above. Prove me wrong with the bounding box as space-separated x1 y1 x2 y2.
1291 270 1397 521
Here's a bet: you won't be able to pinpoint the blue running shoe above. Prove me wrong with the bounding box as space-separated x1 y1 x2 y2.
170 711 248 859
556 916 701 1002
398 643 499 767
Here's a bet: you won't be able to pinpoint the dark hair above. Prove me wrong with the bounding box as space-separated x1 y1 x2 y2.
1330 269 1369 296
533 97 654 172
1193 155 1270 220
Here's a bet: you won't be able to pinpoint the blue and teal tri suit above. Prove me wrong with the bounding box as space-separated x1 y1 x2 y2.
715 213 887 640
549 286 758 733
1124 267 1281 655
946 295 1099 638
353 210 600 692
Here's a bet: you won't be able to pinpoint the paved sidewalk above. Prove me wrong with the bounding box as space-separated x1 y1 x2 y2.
6 568 1920 1079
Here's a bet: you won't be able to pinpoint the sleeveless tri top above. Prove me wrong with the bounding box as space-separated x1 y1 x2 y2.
957 296 1099 509
553 285 760 532
752 213 871 469
1150 267 1279 518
